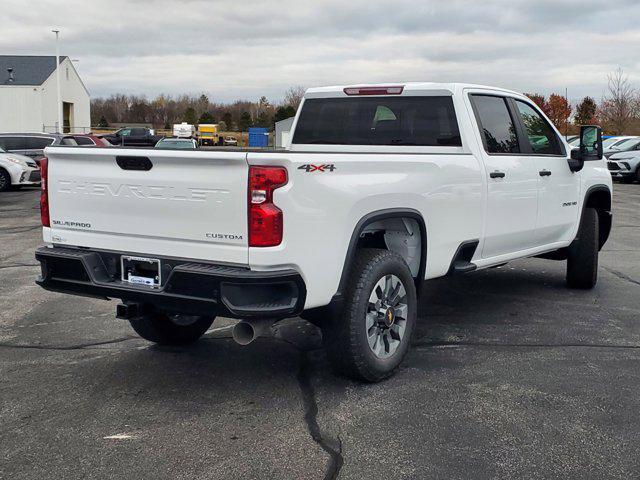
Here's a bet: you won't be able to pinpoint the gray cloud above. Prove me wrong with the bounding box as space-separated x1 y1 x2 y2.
2 0 639 102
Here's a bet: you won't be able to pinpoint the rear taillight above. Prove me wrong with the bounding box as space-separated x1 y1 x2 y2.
40 157 50 227
248 166 287 247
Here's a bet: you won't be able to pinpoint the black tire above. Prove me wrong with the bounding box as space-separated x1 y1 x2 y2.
636 167 640 183
129 312 214 345
567 207 599 289
0 169 11 192
322 248 417 382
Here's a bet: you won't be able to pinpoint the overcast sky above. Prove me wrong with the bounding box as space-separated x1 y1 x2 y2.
3 0 640 103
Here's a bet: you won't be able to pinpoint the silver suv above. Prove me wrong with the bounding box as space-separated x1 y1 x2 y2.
0 133 78 161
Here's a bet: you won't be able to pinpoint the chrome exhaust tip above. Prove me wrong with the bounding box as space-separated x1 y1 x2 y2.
232 320 274 346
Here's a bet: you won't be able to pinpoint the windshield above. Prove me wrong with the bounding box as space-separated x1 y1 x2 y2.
611 138 638 149
602 137 622 148
156 140 195 149
0 147 5 153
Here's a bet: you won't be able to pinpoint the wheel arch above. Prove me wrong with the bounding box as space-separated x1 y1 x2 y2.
336 208 427 298
583 184 612 250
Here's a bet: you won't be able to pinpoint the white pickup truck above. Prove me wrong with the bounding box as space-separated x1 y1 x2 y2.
36 83 612 382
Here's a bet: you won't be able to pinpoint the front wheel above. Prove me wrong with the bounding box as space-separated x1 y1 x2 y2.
566 208 599 289
0 169 11 192
129 312 214 345
322 249 417 382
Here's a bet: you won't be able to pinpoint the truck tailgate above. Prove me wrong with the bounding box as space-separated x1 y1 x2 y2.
44 147 249 264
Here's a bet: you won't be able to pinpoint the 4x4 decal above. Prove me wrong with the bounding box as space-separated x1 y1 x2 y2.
298 164 336 173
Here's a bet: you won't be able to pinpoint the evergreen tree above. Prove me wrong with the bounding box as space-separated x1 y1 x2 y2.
239 111 253 131
198 111 215 124
574 97 598 125
184 107 197 124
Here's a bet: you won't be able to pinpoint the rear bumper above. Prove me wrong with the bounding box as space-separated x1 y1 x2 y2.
35 246 306 319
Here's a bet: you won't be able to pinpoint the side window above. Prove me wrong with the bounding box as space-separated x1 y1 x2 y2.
471 95 519 154
119 129 132 136
60 137 78 146
131 128 146 136
74 136 94 146
0 137 25 150
514 101 562 155
26 137 55 149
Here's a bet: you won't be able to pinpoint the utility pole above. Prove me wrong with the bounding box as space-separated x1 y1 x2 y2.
52 29 62 133
565 87 569 140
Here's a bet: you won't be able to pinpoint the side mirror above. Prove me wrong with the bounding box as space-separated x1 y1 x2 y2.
568 125 603 172
569 148 584 172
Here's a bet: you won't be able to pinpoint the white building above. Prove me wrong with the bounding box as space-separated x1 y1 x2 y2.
275 116 295 148
0 55 90 133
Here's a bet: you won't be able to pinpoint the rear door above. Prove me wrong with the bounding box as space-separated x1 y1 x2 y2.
117 128 132 146
511 99 580 245
127 128 147 146
468 93 539 258
44 148 250 264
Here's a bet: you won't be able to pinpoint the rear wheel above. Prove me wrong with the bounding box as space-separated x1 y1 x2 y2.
129 312 214 345
0 169 11 192
566 208 599 289
322 249 417 382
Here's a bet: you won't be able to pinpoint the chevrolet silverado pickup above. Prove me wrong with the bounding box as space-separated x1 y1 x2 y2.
35 83 613 382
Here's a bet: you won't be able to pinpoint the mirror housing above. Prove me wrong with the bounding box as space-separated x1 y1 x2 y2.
568 125 603 172
569 148 584 172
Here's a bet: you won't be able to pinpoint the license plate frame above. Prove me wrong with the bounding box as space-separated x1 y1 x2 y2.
121 255 161 287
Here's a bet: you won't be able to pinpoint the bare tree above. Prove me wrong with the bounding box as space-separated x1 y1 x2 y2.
283 86 306 109
599 68 638 134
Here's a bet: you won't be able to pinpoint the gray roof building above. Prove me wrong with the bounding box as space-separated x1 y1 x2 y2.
0 55 90 133
1 55 68 86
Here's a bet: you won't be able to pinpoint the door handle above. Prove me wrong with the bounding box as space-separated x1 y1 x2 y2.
539 170 552 177
489 171 505 178
116 156 153 171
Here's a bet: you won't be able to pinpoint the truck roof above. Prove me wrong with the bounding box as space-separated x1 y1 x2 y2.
305 82 523 98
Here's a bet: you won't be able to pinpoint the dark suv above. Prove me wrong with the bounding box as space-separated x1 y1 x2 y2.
0 133 79 161
101 128 163 147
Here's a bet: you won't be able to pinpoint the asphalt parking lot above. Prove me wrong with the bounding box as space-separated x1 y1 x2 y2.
1 184 639 480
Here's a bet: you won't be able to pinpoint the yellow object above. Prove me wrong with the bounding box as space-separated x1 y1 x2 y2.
197 124 220 146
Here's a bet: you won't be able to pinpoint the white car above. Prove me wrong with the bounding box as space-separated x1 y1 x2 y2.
608 149 640 183
154 137 198 150
35 82 612 382
0 147 40 191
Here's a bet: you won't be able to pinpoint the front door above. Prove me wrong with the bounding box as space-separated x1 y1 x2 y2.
511 100 581 245
469 94 539 258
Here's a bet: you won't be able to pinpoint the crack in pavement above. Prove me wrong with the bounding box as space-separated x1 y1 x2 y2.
413 340 640 349
205 329 345 479
296 350 344 480
0 225 41 234
0 263 39 270
602 267 640 287
0 336 137 351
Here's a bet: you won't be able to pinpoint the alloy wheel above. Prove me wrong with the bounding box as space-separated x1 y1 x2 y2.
366 274 408 359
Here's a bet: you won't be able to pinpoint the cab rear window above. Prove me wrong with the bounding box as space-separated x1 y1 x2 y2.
292 96 461 146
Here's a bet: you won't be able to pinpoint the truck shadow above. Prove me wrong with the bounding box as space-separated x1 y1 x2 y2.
87 260 590 399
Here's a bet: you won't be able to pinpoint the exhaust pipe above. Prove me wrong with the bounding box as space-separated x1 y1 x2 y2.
232 319 275 346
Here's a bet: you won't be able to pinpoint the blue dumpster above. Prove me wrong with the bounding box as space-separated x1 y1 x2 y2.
248 127 269 147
